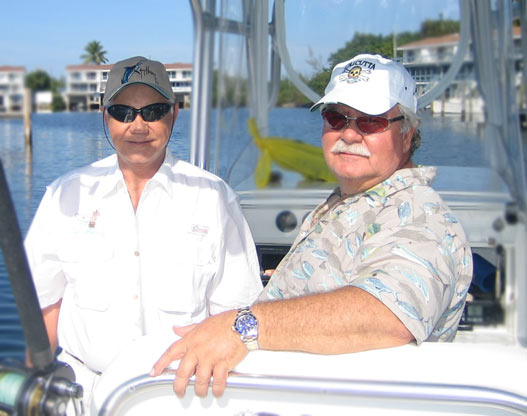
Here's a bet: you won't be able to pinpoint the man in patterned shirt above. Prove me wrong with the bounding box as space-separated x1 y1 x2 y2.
152 54 473 397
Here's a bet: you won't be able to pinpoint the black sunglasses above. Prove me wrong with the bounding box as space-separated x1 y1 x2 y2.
322 110 404 135
106 103 172 123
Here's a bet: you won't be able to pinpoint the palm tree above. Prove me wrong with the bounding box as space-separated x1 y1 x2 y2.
81 41 108 65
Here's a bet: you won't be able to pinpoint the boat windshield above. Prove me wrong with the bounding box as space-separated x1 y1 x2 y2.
190 0 526 211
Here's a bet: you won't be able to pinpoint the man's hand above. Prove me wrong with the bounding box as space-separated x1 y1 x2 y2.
150 309 248 397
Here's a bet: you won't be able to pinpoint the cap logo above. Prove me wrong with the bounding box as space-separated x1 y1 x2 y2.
121 60 158 85
340 60 376 84
348 66 362 79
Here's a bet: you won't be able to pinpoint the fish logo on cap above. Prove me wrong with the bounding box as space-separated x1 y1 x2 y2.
121 60 145 84
121 59 159 86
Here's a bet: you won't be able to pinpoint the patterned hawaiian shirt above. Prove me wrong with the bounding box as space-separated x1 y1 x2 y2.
259 166 473 343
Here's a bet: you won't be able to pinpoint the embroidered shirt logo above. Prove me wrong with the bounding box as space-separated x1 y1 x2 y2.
191 224 209 235
74 209 101 231
88 210 100 228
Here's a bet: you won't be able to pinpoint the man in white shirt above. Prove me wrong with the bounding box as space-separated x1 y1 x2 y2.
24 56 263 404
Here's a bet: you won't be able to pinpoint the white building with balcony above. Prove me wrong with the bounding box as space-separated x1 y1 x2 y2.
65 62 192 112
64 64 111 111
397 27 523 115
0 66 25 116
165 63 193 107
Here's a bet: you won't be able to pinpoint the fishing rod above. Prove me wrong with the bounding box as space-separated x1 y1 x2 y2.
0 159 83 415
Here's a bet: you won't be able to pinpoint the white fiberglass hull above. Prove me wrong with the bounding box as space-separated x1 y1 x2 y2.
92 331 527 415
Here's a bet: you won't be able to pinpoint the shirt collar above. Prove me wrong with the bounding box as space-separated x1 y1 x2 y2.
88 149 178 199
152 149 177 199
304 166 437 237
336 166 436 198
365 165 436 198
325 166 437 212
78 154 124 199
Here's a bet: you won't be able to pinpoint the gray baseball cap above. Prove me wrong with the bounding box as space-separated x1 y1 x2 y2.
102 56 176 106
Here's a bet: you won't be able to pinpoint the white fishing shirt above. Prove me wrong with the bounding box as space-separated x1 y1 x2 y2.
25 150 263 373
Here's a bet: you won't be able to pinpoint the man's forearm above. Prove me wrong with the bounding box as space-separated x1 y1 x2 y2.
26 299 61 367
42 299 62 353
253 286 413 354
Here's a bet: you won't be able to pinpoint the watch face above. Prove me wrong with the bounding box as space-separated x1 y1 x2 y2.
234 314 257 335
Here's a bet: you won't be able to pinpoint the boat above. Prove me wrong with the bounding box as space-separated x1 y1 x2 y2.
2 0 527 414
90 0 527 414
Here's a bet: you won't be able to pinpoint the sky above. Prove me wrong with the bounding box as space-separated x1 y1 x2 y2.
2 0 459 78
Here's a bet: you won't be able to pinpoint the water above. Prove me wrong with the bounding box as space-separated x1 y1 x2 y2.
1 108 526 362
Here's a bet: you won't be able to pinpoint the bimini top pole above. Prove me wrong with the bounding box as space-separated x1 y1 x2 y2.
189 0 215 170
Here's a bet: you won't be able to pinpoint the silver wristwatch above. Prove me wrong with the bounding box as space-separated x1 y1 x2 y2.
232 307 259 350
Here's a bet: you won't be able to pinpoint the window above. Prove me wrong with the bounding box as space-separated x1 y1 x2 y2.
437 47 446 61
72 83 88 92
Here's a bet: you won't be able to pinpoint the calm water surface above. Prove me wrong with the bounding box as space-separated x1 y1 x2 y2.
1 108 526 360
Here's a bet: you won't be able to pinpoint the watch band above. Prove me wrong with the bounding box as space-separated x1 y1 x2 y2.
243 335 259 351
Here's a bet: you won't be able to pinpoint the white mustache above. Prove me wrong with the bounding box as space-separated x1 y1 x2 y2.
330 140 371 157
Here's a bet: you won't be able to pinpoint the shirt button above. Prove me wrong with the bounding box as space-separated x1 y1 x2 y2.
134 251 140 257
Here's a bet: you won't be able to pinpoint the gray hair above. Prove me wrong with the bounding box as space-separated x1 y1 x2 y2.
397 104 421 157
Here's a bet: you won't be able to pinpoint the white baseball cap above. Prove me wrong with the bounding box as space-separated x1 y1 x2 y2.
310 54 417 115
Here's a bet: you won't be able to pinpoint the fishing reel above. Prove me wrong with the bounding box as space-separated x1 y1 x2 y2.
0 360 83 416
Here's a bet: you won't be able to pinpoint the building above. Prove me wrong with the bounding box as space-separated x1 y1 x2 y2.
64 62 192 112
0 66 25 116
35 91 53 113
397 26 523 114
64 64 111 112
165 63 193 107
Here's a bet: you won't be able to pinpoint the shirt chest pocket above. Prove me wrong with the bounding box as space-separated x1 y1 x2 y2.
173 231 214 266
57 232 115 311
156 234 215 315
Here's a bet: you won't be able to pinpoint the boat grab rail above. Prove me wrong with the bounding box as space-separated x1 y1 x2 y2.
99 371 527 415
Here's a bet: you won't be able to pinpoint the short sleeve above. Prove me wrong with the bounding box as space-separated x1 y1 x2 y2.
24 186 67 308
205 186 263 314
349 221 463 344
